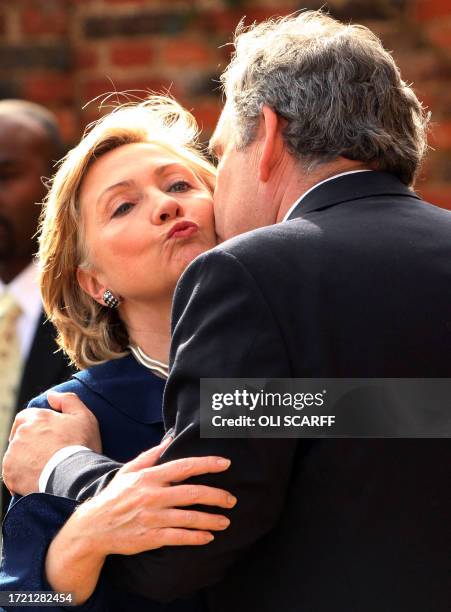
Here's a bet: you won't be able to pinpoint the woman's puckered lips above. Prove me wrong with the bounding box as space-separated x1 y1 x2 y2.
166 220 199 239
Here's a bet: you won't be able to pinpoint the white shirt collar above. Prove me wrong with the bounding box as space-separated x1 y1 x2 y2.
0 260 42 321
282 170 374 222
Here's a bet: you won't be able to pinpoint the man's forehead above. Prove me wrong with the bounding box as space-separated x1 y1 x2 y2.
0 114 49 158
209 110 232 156
0 113 39 138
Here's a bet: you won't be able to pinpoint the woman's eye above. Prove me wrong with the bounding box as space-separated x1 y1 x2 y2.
112 202 134 218
168 180 191 193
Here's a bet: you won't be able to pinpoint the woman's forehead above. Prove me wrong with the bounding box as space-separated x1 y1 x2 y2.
91 141 184 175
80 142 190 201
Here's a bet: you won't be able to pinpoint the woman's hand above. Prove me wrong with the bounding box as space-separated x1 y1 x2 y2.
71 438 235 555
45 437 235 604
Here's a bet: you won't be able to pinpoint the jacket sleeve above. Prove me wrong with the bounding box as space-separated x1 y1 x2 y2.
0 390 109 612
47 249 298 602
0 493 107 612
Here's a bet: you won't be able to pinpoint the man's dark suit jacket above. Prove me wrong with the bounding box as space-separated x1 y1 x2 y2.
1 312 73 516
44 172 451 612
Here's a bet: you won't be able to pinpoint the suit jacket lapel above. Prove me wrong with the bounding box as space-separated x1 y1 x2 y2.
287 171 421 220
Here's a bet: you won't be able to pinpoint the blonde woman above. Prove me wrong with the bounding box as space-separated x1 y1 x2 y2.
0 98 234 611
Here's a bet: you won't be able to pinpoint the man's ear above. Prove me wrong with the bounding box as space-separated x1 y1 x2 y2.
76 267 107 307
259 105 283 183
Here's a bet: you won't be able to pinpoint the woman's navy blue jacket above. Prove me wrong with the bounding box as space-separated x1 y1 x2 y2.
0 354 205 612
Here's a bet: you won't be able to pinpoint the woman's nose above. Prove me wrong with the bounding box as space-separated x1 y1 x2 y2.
151 196 183 225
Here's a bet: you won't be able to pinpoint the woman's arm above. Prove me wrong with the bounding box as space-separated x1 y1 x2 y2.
44 441 234 605
0 493 79 611
44 501 105 606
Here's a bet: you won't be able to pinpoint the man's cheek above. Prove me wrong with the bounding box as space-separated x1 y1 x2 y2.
212 207 225 242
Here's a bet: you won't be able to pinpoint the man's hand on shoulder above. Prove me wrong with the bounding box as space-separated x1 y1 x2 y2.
2 392 101 496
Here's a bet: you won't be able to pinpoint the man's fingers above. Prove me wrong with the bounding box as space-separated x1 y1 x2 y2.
2 448 16 493
47 391 89 415
8 416 22 442
45 392 64 412
120 437 173 474
146 456 231 484
150 528 215 548
160 484 237 509
9 408 41 441
159 508 230 531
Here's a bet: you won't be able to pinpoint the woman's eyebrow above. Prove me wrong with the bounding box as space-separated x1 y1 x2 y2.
154 162 188 177
97 180 134 207
96 163 191 207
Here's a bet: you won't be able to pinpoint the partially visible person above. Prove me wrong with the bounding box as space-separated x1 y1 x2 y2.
0 97 235 611
0 99 73 517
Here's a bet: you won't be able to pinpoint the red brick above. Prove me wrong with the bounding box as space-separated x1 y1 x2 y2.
163 39 213 67
103 0 150 4
84 12 187 38
425 21 451 49
429 122 451 149
21 8 68 36
23 74 73 104
81 77 182 106
397 51 444 83
192 102 221 134
80 106 112 132
110 42 154 67
75 48 99 70
418 185 451 210
196 7 297 35
417 156 433 182
413 88 437 113
54 108 79 144
197 9 244 35
414 0 451 22
81 78 120 104
218 42 234 64
243 7 299 24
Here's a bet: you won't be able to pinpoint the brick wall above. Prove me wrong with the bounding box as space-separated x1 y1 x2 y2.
0 0 449 208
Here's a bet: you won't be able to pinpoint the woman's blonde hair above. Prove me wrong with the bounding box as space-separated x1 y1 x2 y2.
39 95 217 370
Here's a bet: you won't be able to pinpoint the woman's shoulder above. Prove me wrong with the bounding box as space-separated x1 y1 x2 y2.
74 354 166 420
74 352 151 387
27 377 89 409
28 353 166 425
27 354 135 408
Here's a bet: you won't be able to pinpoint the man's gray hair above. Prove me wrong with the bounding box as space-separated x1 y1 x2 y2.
220 11 429 186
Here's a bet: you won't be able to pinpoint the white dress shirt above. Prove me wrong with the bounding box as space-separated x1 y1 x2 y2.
39 169 374 492
0 260 42 361
282 169 373 221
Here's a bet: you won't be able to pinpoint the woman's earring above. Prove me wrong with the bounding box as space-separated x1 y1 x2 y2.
103 289 121 309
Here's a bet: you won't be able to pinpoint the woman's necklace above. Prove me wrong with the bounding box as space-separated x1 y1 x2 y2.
129 344 169 379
